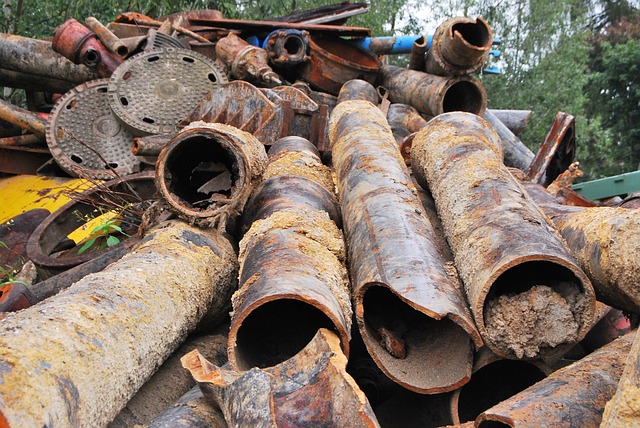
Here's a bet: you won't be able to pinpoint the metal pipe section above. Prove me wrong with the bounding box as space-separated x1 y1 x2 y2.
408 35 428 71
0 33 97 83
156 122 268 230
489 109 532 137
483 109 535 171
330 89 482 393
0 67 76 93
215 32 282 86
0 98 47 136
477 331 635 427
145 386 227 428
424 17 493 76
262 29 309 67
229 136 351 370
132 134 172 157
0 220 238 427
352 35 424 55
183 328 380 427
386 103 429 164
85 16 129 58
379 65 487 117
411 112 595 360
337 78 379 104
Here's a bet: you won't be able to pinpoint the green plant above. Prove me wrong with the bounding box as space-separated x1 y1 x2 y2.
0 265 27 288
77 218 129 254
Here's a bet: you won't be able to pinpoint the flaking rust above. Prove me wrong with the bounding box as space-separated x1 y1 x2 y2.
183 328 379 428
329 82 481 394
411 112 595 360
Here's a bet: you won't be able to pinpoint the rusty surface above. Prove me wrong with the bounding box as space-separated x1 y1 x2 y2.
620 191 640 208
337 79 379 104
329 96 481 393
0 282 37 313
0 134 43 147
85 17 129 58
411 112 595 360
386 103 429 164
145 386 227 428
215 33 281 86
132 134 172 157
52 19 123 78
156 122 268 230
0 33 97 83
183 328 379 427
581 308 633 354
379 65 487 117
425 17 493 76
408 35 428 71
0 145 52 175
264 29 309 67
0 208 50 282
526 112 576 186
26 171 157 279
0 98 47 136
269 86 327 149
301 34 381 95
0 67 76 93
477 331 635 428
489 109 532 137
483 108 535 171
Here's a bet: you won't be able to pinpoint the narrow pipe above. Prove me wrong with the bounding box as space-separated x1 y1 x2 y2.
85 17 129 58
489 109 532 137
483 109 535 171
0 98 47 136
132 134 172 157
408 35 428 70
145 386 227 428
0 67 76 93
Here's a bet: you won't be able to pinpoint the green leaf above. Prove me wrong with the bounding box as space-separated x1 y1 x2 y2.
106 236 120 247
78 238 97 254
109 224 123 233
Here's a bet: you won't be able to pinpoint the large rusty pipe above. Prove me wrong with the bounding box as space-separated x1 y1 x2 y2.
215 32 281 86
386 103 429 164
0 33 97 83
411 112 595 360
337 78 379 104
156 122 268 229
477 331 635 427
183 328 380 427
85 17 129 58
424 16 493 76
0 98 47 136
484 109 535 171
0 220 238 427
0 67 76 93
330 89 482 394
229 136 351 370
408 34 428 71
379 65 487 117
489 109 532 137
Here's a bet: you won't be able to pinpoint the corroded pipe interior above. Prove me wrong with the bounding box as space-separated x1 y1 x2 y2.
443 80 484 114
452 21 492 48
234 299 336 371
284 35 305 56
163 135 238 207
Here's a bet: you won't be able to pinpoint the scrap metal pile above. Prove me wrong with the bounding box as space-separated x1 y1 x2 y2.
0 3 638 427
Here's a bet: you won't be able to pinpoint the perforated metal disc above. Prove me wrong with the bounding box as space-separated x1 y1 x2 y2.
107 48 228 136
46 79 139 180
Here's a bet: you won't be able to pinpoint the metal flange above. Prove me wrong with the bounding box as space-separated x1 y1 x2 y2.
107 48 228 136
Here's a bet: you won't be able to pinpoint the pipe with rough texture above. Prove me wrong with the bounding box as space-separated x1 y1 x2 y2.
0 98 47 136
0 67 76 93
408 34 428 71
483 109 535 171
144 386 227 428
215 32 282 86
337 78 379 104
0 220 238 427
85 17 129 58
411 112 595 360
379 65 487 117
386 103 429 164
489 109 532 137
330 88 482 393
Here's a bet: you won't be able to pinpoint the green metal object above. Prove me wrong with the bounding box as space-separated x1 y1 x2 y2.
572 170 640 200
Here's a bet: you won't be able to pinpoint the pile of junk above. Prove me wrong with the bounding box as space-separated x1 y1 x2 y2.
0 3 638 427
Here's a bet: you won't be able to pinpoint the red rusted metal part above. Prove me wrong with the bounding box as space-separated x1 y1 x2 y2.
379 65 487 116
215 33 281 86
52 18 123 78
0 67 76 94
272 2 370 24
522 181 598 208
539 203 640 315
0 145 52 175
330 93 482 393
489 109 532 137
526 112 576 186
26 171 157 280
425 16 493 76
189 17 372 37
0 33 97 83
85 17 129 58
0 98 47 136
581 308 632 354
477 331 635 427
264 29 310 67
144 386 226 428
0 282 37 313
386 103 429 164
449 347 550 424
156 123 268 230
0 134 44 147
183 328 380 427
554 186 599 207
483 108 535 171
131 134 172 157
620 191 640 208
0 209 50 282
301 34 381 95
411 112 595 360
337 79 379 104
408 35 428 71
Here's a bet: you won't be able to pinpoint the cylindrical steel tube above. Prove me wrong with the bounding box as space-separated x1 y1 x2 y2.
484 109 535 171
0 134 43 147
132 134 172 156
411 112 595 360
386 103 429 164
408 34 428 71
156 122 268 229
85 16 129 58
0 67 76 93
337 78 379 104
0 220 238 427
0 33 97 83
489 109 532 137
0 98 47 136
330 95 482 393
424 16 493 76
379 65 487 116
215 32 281 86
145 386 226 428
477 331 635 427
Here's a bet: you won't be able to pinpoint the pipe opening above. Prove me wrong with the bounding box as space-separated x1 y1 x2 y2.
452 21 491 48
164 135 237 209
456 360 546 423
362 285 472 390
484 261 589 359
443 80 484 114
284 36 304 56
234 299 335 370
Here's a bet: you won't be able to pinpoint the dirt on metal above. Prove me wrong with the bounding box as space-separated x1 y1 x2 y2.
262 150 335 192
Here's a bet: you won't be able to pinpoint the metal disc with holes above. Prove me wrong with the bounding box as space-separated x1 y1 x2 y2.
46 79 139 180
107 48 228 136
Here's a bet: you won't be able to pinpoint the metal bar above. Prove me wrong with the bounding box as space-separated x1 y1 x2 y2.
0 98 47 136
189 17 372 37
526 111 576 186
132 134 173 157
85 17 129 58
0 134 43 147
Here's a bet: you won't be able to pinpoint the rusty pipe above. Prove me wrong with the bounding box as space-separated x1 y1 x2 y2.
408 34 428 71
85 16 129 58
379 65 487 117
156 122 268 230
477 331 635 427
52 18 123 78
229 136 351 370
620 191 640 208
424 16 493 76
132 134 172 156
215 32 281 86
0 220 238 427
526 111 576 186
337 78 379 104
183 328 380 427
411 112 595 360
0 67 76 93
483 109 535 171
386 103 429 164
330 91 482 394
0 98 47 136
0 33 97 83
145 386 227 428
0 134 43 147
489 109 532 137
